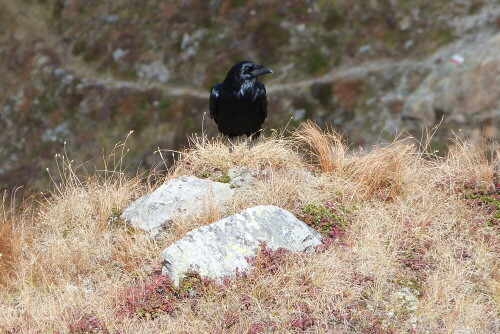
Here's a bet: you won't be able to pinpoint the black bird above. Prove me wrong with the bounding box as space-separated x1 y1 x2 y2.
209 61 273 143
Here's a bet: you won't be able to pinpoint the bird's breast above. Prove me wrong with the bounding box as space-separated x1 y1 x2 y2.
237 81 256 99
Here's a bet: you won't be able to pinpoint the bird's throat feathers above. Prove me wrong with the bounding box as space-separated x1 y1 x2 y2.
223 78 256 99
237 79 256 98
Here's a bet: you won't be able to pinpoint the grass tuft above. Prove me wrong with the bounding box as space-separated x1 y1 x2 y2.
350 140 420 199
293 120 348 173
172 132 303 178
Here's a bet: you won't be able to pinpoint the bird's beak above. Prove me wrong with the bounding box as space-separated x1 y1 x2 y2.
251 65 273 76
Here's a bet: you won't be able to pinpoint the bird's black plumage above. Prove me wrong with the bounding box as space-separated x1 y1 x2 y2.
209 61 272 139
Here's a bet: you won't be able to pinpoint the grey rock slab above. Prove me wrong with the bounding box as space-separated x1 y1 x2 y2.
402 32 500 139
120 175 234 236
161 205 322 285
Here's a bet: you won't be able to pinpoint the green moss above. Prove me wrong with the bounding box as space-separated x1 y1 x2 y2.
198 170 211 179
62 228 70 238
107 206 122 225
301 203 349 235
218 171 231 184
463 184 500 228
397 279 421 292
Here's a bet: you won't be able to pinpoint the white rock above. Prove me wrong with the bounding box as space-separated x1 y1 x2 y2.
180 33 191 50
106 14 119 23
398 16 412 31
121 176 235 236
161 205 322 285
112 48 128 62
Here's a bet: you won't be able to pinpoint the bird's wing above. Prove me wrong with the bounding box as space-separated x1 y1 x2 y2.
209 84 221 123
256 82 268 120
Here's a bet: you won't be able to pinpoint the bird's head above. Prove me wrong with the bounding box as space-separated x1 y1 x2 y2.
223 61 273 89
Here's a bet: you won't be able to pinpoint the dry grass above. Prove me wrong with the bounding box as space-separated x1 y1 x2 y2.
0 127 499 333
350 140 423 199
294 121 348 173
172 132 304 178
442 139 500 189
0 192 22 285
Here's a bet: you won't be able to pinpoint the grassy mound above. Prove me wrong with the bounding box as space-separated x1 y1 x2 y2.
1 124 499 333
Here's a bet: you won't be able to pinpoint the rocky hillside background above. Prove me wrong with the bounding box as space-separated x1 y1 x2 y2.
1 0 500 190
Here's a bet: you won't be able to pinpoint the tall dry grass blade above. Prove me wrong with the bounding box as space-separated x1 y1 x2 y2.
293 121 347 173
0 188 35 286
443 138 499 189
0 194 18 285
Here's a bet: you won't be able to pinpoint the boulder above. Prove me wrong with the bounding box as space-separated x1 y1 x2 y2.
402 33 500 140
120 175 234 236
161 205 322 284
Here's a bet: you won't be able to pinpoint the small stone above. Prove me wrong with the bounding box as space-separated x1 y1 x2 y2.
398 16 412 31
54 68 66 76
358 44 372 54
180 33 191 50
106 14 119 23
112 48 128 62
293 109 306 120
36 56 49 67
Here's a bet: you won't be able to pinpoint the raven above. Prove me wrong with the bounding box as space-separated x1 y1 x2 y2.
209 61 273 142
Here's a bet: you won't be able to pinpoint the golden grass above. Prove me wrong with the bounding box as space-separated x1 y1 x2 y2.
172 132 304 178
350 140 423 199
0 194 20 285
0 127 498 333
443 139 500 189
294 120 348 173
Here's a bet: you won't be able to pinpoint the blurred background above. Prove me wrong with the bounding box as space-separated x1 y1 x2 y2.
1 0 499 191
